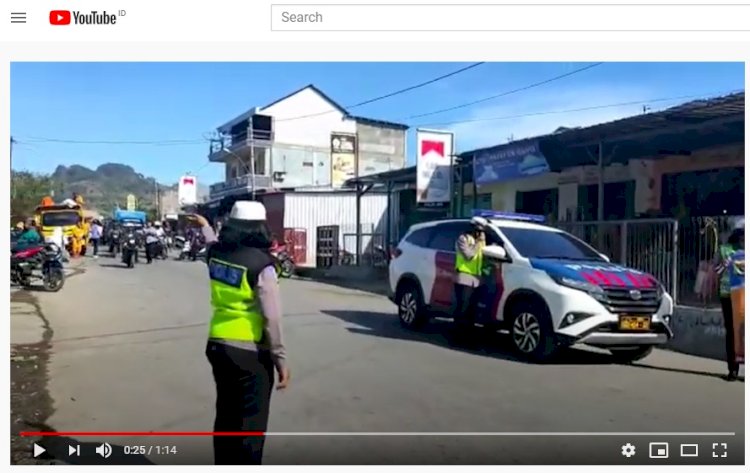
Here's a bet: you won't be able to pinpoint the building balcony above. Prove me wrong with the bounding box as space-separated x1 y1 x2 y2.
208 130 274 162
209 174 274 200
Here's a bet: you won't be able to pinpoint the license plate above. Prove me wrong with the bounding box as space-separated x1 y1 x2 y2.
619 315 651 331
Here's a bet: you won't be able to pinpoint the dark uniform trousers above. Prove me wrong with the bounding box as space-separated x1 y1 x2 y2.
206 341 275 465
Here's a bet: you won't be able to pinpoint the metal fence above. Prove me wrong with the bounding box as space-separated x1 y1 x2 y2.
556 215 741 307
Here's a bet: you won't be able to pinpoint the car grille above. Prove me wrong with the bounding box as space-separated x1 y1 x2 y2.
601 287 661 315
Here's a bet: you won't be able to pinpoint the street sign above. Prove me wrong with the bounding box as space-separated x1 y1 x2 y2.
126 194 136 211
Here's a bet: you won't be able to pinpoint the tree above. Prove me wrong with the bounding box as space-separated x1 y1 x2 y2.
10 171 62 224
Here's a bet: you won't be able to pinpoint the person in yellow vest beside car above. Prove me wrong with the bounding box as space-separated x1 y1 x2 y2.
190 201 290 465
453 216 489 341
714 218 744 381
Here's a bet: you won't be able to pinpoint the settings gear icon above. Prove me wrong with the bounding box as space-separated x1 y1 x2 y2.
621 443 636 458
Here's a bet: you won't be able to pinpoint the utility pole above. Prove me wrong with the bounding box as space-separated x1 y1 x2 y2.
154 178 161 221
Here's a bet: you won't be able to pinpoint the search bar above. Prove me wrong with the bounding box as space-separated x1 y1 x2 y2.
271 4 750 31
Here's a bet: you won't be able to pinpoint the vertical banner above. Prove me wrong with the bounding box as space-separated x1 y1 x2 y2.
178 175 198 206
416 129 454 208
330 133 357 188
126 194 137 211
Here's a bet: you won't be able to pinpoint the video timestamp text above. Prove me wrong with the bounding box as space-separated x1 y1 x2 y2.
124 445 178 455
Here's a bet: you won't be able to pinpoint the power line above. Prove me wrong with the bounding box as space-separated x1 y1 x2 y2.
272 62 486 123
18 137 208 145
415 91 741 128
405 62 604 120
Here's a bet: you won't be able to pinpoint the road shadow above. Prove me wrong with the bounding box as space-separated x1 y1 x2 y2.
321 309 613 366
631 363 745 381
98 263 132 269
35 435 154 465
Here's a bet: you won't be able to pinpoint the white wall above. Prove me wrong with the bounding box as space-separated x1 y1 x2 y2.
260 87 357 148
283 192 389 267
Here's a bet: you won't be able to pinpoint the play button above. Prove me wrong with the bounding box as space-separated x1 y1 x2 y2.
49 10 72 25
33 443 46 458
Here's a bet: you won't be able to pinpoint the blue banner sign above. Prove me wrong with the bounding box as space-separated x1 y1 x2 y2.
473 140 550 186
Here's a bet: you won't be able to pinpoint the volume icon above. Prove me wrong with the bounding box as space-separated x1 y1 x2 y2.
95 442 112 458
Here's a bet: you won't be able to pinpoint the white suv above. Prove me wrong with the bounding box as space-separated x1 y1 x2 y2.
388 212 674 362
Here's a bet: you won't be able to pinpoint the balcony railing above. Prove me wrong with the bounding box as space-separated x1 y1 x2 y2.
209 174 274 199
209 130 274 156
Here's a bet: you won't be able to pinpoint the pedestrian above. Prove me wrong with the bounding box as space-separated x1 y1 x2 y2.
192 201 290 465
714 218 745 381
452 216 488 342
89 219 103 258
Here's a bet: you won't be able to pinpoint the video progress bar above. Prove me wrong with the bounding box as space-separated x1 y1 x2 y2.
20 431 738 437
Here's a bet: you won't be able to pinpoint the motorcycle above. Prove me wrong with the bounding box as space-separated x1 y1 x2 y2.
155 236 169 260
121 233 138 268
271 241 296 278
176 236 191 261
11 243 65 292
108 230 121 255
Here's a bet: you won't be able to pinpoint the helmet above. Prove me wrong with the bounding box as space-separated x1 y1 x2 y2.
470 216 489 228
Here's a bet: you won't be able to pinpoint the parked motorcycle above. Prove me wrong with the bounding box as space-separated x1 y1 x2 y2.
11 243 65 292
155 236 169 260
271 241 296 278
121 233 138 268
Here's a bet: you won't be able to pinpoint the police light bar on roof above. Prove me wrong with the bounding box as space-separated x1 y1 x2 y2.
471 210 546 223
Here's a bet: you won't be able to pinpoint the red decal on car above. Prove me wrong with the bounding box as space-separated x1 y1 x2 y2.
431 251 455 308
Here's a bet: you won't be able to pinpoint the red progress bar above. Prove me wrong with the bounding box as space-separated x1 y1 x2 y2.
20 431 264 437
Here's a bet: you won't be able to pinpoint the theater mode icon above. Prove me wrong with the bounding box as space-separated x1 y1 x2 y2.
49 10 71 25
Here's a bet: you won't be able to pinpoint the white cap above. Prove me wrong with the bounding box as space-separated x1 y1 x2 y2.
229 201 267 221
470 216 489 227
154 221 162 227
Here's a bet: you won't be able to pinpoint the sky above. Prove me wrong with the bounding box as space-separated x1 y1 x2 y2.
10 62 744 185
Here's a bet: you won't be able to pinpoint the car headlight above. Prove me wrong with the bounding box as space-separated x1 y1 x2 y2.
551 275 607 302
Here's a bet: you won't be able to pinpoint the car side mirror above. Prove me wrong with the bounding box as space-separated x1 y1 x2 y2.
483 244 510 262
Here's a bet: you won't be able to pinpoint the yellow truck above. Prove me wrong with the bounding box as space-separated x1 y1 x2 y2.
35 201 90 256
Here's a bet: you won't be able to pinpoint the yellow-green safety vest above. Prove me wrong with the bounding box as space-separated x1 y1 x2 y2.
208 257 264 342
455 236 484 276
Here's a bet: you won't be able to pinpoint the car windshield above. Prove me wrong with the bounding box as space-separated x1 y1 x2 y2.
498 226 605 261
41 211 80 227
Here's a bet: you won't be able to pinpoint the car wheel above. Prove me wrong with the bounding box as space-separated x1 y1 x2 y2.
609 346 653 364
397 282 427 329
510 301 557 362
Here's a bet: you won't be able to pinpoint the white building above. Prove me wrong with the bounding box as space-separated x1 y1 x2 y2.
207 84 408 203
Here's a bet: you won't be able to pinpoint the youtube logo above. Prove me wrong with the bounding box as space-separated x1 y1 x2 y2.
49 10 71 25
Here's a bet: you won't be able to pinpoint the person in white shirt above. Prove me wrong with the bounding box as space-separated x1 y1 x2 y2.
144 222 160 264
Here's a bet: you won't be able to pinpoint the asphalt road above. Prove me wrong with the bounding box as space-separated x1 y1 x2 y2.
21 252 745 465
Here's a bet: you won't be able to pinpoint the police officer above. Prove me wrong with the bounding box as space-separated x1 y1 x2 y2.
715 218 744 381
191 201 291 464
453 216 489 340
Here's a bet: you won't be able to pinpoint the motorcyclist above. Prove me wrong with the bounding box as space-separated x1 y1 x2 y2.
14 219 43 250
144 222 160 264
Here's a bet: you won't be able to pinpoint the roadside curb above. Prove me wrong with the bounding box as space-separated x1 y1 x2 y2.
293 275 389 297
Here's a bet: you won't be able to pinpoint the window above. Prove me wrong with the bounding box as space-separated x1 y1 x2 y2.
499 226 604 261
41 212 80 227
404 227 433 247
428 222 472 252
